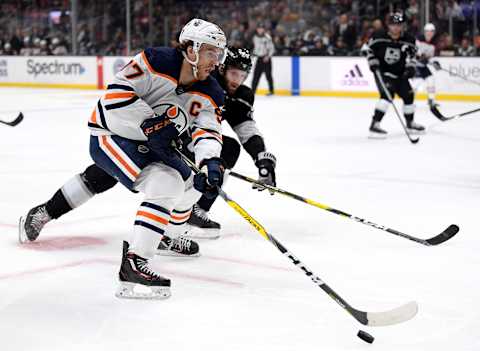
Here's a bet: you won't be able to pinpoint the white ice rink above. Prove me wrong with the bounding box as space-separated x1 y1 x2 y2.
1 87 479 351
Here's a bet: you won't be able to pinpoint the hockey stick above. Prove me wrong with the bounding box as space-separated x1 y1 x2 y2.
0 112 23 127
228 170 459 246
429 105 480 122
431 64 480 88
177 150 418 326
409 60 480 121
374 71 419 144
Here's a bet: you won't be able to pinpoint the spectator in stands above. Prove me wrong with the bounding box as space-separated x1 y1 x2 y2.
457 37 475 56
3 42 13 55
438 34 456 56
372 19 384 32
51 37 68 56
0 0 479 58
332 37 350 56
40 40 51 55
9 29 23 55
332 13 357 50
20 36 32 56
305 37 329 56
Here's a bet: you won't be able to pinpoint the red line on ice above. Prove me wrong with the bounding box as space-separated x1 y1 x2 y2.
0 258 244 287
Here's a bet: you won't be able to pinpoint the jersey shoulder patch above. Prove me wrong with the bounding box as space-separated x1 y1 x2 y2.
191 76 225 109
143 47 182 80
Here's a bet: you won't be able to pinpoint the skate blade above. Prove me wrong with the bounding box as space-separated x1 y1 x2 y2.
368 132 387 139
115 282 171 300
184 226 221 240
18 216 28 244
156 249 201 258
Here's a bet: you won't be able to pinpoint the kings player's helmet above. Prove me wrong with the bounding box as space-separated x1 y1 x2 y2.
223 47 252 74
389 12 405 25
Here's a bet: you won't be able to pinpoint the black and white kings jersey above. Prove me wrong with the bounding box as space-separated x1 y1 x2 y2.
365 30 417 78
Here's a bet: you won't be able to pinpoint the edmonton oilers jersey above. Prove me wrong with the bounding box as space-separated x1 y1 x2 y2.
88 47 225 164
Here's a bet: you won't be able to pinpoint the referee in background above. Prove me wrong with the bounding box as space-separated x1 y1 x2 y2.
251 22 275 95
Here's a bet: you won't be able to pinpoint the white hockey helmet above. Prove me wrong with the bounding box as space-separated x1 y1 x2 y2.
424 23 436 32
179 18 227 77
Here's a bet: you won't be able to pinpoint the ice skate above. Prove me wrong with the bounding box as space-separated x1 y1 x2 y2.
18 203 52 243
156 235 200 257
406 121 426 134
369 121 388 139
116 241 171 300
184 204 221 240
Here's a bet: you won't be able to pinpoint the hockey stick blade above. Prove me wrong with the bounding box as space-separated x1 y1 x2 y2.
425 224 459 246
352 301 418 327
0 112 24 127
430 105 450 121
432 106 480 122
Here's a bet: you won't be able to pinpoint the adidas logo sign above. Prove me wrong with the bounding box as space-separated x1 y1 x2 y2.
344 64 364 78
340 64 368 86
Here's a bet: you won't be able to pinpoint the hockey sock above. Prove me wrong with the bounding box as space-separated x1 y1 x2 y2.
197 194 217 212
404 113 414 124
45 189 73 219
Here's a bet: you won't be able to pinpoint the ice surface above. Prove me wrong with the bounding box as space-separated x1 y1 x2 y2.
1 88 479 350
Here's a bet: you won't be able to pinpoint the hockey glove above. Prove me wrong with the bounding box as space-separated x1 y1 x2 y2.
403 65 416 79
419 55 429 65
368 57 380 72
431 60 441 71
140 114 191 180
401 44 417 57
253 151 277 195
193 157 225 199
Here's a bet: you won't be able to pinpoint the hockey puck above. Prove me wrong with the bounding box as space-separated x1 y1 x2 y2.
357 330 374 344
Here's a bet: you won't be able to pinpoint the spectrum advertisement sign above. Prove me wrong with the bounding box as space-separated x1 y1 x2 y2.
0 56 96 86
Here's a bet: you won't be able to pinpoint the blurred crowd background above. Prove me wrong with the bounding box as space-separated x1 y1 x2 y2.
1 0 479 57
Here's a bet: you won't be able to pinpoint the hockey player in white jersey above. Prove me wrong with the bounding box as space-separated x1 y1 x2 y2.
416 23 439 109
88 19 226 299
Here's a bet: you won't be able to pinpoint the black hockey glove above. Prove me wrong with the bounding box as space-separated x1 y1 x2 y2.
431 60 441 71
419 55 429 65
401 44 417 58
403 65 416 79
141 114 190 180
193 157 225 199
253 151 277 195
368 57 380 73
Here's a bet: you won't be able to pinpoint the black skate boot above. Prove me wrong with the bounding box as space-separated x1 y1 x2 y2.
116 241 171 300
406 120 425 134
18 203 52 243
369 121 388 139
185 204 221 239
157 235 200 257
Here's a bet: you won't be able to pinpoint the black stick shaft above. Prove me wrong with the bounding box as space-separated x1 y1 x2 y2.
374 71 419 144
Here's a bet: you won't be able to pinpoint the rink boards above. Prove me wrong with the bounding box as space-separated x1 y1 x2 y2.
0 55 479 101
